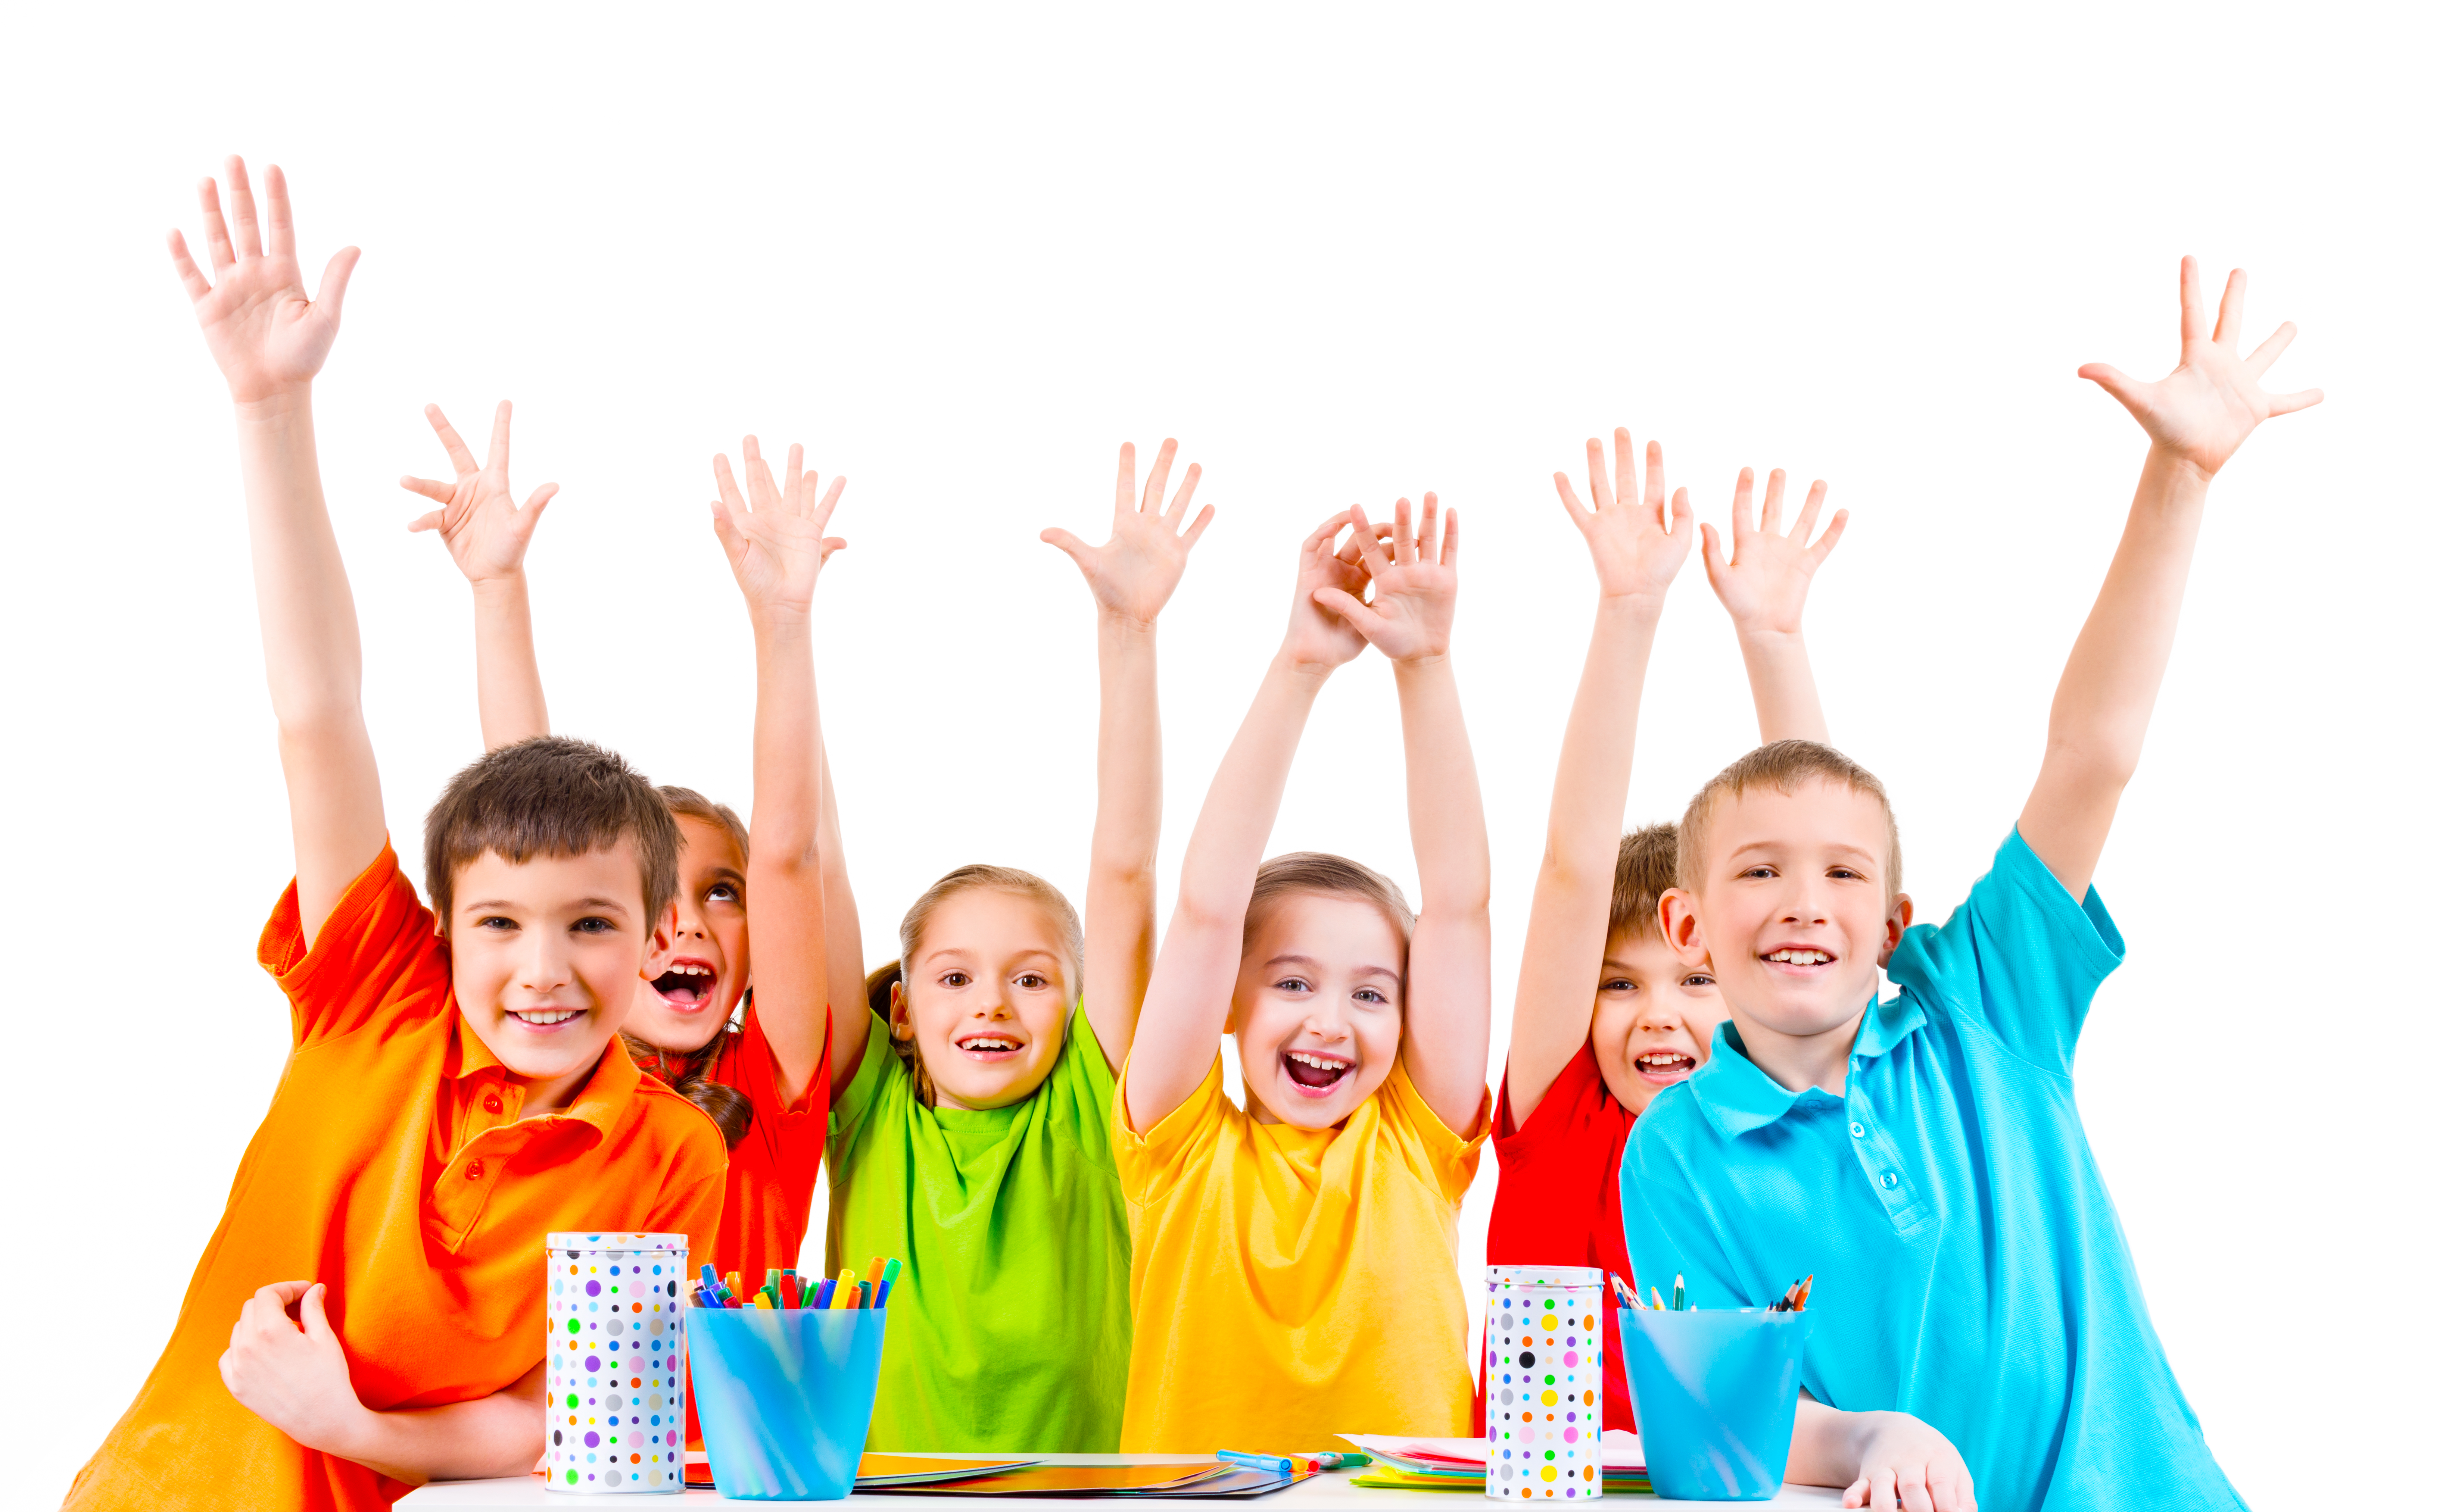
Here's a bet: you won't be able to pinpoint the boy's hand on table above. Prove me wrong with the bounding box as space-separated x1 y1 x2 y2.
1701 465 1846 637
168 157 358 409
1554 428 1693 608
401 402 560 584
2078 255 2322 480
219 1281 371 1455
1043 438 1215 630
1317 494 1459 665
1842 1411 1977 1512
711 436 846 626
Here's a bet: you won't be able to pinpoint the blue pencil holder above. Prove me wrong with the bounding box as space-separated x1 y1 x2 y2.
687 1307 888 1500
1618 1308 1811 1501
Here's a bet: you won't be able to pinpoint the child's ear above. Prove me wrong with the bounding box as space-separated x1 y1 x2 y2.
888 980 914 1040
1659 888 1713 969
641 902 679 979
1875 892 1916 969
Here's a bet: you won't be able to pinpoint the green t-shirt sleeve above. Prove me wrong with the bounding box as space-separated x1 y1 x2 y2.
1050 1001 1118 1160
827 1009 906 1168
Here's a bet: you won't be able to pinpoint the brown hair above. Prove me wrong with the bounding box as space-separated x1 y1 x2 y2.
1243 851 1417 955
1676 739 1903 899
423 735 682 929
623 785 753 1149
1608 823 1679 943
864 864 1085 1108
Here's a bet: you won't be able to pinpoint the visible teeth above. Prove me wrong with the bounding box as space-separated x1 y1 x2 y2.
961 1038 1018 1050
1638 1053 1689 1067
514 1009 581 1025
1287 1052 1348 1070
1766 949 1832 965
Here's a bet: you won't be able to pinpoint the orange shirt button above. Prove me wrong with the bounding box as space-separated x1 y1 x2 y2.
483 1093 502 1114
465 1159 484 1180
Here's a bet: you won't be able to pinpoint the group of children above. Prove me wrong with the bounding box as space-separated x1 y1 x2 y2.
64 159 2318 1512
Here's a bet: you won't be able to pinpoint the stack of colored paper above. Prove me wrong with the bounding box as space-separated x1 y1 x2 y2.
1340 1433 1651 1496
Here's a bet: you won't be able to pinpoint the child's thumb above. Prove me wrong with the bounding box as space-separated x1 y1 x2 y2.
301 1283 336 1341
1040 528 1090 567
316 246 361 324
1312 585 1377 632
2076 362 2145 414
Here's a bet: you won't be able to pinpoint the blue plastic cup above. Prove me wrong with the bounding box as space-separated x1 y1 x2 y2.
687 1308 888 1500
1618 1309 1811 1501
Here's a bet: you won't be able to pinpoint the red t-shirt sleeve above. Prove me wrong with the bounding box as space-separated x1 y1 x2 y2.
256 842 451 1049
725 1004 831 1187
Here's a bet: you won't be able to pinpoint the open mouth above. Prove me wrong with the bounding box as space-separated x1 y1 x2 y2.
1633 1049 1697 1084
1282 1049 1355 1097
953 1033 1026 1062
651 959 718 1012
1760 946 1836 974
508 1007 585 1030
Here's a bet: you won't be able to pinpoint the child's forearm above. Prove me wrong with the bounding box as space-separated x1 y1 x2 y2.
2018 446 2210 898
1508 594 1664 1119
1734 624 1830 745
1081 610 1163 1065
1391 652 1494 1131
320 1371 546 1486
237 396 387 940
470 572 549 750
746 609 829 1103
817 745 872 1094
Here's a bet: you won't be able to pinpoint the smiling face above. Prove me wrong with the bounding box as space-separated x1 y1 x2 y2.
626 815 750 1054
448 840 674 1111
1590 925 1726 1116
892 887 1076 1110
1662 777 1912 1063
1230 891 1408 1129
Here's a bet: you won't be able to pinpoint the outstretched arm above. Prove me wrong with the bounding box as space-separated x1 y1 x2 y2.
2021 257 2321 899
1315 497 1491 1134
1700 466 1847 745
1124 514 1374 1132
399 402 560 749
169 157 374 943
1042 438 1216 1071
1506 433 1693 1124
816 738 870 1094
712 437 846 1106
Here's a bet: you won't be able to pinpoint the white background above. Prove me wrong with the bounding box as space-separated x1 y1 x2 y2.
4 3 2438 1506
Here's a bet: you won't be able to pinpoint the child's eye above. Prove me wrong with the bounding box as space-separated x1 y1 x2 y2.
572 916 615 935
1740 865 1775 879
705 882 741 904
1602 978 1636 993
1274 977 1311 994
1353 988 1388 1005
940 971 970 988
1686 974 1716 989
476 915 517 932
1828 867 1863 881
1016 973 1048 990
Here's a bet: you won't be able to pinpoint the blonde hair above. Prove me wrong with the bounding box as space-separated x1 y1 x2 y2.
865 864 1085 1108
1677 739 1902 899
1608 824 1679 943
1244 851 1417 955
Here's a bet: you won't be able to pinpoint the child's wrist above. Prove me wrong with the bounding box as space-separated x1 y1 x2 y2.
468 568 529 596
1270 647 1340 682
1098 605 1160 639
2146 442 2219 491
232 388 315 426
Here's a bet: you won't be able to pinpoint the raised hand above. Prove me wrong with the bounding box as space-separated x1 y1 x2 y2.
1280 512 1382 672
1315 494 1459 665
710 436 845 622
2078 256 2322 477
399 402 559 584
1043 439 1216 627
167 157 359 406
1555 428 1694 603
1701 466 1847 637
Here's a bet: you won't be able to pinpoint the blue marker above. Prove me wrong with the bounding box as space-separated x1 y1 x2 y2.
1218 1451 1294 1477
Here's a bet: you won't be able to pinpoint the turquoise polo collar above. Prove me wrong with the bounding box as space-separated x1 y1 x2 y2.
1692 994 1929 1138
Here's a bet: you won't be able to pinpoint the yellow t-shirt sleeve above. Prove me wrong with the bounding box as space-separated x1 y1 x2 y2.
1113 1051 1229 1206
1383 1054 1494 1206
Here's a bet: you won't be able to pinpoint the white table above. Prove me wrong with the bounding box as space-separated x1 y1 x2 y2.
397 1453 1844 1510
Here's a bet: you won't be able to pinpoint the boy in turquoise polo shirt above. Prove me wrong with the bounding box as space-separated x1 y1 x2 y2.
1621 259 2320 1512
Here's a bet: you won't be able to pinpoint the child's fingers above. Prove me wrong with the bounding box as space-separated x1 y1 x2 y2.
783 443 805 503
1552 472 1592 528
406 508 447 534
1353 507 1399 576
811 475 847 533
1311 585 1383 637
2177 255 2207 347
1806 508 1850 566
299 1283 336 1343
2266 385 2324 416
520 483 560 529
1866 1467 1899 1511
1642 439 1667 519
1437 501 1458 568
2211 266 2246 349
1584 437 1614 514
485 401 514 476
1041 526 1093 569
1842 1475 1869 1509
426 404 481 476
2243 321 2297 378
1164 461 1202 527
1180 502 1216 551
1698 522 1729 587
1730 467 1757 537
1115 441 1138 522
1143 437 1177 515
1610 427 1635 513
167 230 212 301
709 497 747 558
712 454 750 516
1897 1467 1936 1512
1792 478 1827 542
1760 468 1788 535
199 176 236 272
1391 496 1417 565
225 156 263 260
1667 485 1693 538
2074 362 2148 417
314 246 360 327
742 436 780 510
263 164 296 261
399 474 452 504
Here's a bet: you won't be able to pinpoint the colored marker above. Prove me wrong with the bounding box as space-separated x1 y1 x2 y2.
832 1268 859 1308
813 1277 837 1309
1217 1449 1289 1474
700 1264 721 1296
875 1256 903 1309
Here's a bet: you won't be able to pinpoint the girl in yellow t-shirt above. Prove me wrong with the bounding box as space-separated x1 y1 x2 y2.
1117 497 1495 1450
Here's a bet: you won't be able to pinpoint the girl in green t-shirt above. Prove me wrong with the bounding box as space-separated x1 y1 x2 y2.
817 440 1212 1452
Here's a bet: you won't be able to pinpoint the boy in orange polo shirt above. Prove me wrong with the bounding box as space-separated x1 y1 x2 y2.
64 159 727 1512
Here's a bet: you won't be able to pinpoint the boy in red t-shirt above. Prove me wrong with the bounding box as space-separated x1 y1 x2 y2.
1484 434 1844 1430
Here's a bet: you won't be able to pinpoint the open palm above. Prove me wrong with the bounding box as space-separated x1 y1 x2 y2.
1043 438 1215 627
1701 466 1846 637
1317 494 1459 664
1555 429 1693 603
711 436 845 620
168 158 358 404
400 402 558 582
2078 257 2322 477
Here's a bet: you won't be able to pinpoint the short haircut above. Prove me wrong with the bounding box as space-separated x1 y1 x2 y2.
1244 851 1417 956
1676 739 1903 899
1608 823 1679 944
423 736 682 930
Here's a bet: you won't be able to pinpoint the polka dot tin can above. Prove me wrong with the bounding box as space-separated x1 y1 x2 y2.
1485 1265 1604 1501
546 1231 691 1494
